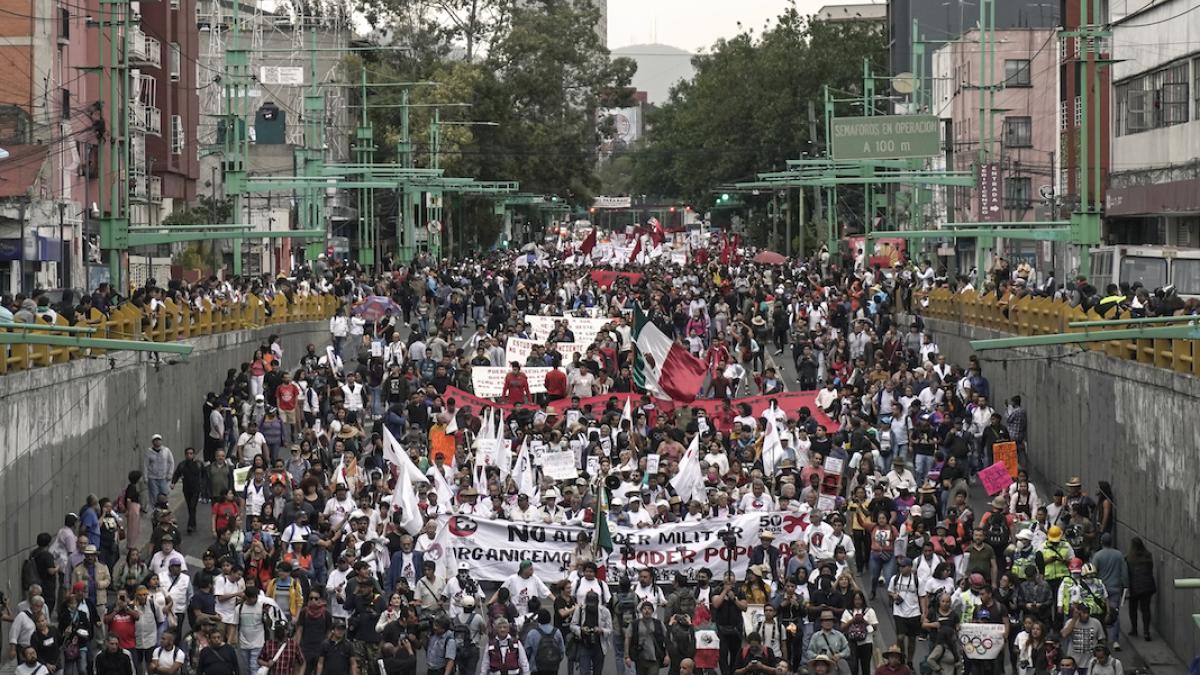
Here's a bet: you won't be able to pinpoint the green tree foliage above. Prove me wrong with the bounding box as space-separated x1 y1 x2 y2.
631 8 887 202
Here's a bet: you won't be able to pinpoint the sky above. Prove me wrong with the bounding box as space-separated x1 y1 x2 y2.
607 0 847 52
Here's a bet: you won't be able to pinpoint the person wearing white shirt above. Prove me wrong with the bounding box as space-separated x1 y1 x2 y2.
236 421 267 464
763 404 788 428
804 512 837 559
213 567 246 627
625 498 653 529
632 569 666 612
733 413 758 434
407 338 427 363
340 375 366 416
884 460 918 497
506 495 539 522
149 539 187 580
162 562 191 631
496 563 551 611
323 484 356 532
325 557 355 620
567 563 611 606
814 384 838 412
738 481 776 513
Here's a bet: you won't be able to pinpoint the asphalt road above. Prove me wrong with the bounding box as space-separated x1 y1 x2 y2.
162 326 1164 675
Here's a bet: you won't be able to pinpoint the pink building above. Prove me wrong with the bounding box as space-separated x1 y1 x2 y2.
932 28 1058 225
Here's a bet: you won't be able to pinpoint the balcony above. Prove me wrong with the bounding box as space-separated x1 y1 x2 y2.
129 166 148 202
129 103 145 132
144 106 161 136
148 176 162 203
129 30 161 68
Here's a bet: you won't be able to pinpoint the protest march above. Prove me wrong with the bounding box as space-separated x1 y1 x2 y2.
8 232 1142 675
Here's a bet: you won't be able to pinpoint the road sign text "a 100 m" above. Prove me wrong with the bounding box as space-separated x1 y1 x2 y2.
831 115 941 160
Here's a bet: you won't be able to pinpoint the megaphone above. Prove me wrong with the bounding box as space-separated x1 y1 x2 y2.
605 475 622 491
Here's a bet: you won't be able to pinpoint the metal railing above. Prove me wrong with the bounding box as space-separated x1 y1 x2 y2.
0 293 337 375
925 288 1200 376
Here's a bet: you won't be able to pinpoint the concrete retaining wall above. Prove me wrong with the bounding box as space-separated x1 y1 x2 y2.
926 316 1200 663
0 321 328 607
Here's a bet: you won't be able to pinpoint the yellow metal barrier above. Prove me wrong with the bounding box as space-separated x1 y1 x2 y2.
1 293 338 375
926 288 1200 376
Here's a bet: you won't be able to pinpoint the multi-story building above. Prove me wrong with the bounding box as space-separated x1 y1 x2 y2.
1056 0 1110 226
0 0 198 294
888 0 1060 78
930 28 1058 269
195 1 350 276
1108 0 1200 248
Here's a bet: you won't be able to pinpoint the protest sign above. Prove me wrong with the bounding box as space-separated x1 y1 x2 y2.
993 441 1019 478
429 511 812 584
960 623 1006 660
645 454 660 476
542 450 579 481
979 461 1014 496
470 367 557 399
524 315 613 345
233 466 251 492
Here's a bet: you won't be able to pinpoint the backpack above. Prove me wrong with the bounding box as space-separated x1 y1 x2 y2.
452 617 479 663
532 626 562 672
983 513 1010 549
846 612 869 642
20 552 40 590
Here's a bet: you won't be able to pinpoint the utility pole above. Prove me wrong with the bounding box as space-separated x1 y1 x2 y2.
807 99 822 259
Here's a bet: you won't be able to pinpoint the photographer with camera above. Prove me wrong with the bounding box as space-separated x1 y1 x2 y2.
570 591 611 675
444 564 484 625
711 571 748 675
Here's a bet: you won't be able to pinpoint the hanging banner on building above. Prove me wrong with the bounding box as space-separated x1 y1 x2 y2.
593 196 633 209
470 366 559 399
978 163 1003 222
429 511 812 584
960 623 1007 660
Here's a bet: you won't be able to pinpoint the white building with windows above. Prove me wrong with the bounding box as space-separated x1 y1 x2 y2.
1108 0 1200 253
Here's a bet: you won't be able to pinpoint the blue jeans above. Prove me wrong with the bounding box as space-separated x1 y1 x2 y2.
239 646 261 675
914 453 935 485
614 637 634 675
577 644 605 675
147 478 170 508
868 552 896 597
1107 594 1123 643
332 335 345 357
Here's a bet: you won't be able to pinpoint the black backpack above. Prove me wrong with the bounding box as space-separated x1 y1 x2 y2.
984 513 1010 549
532 626 562 672
452 617 478 663
20 552 40 590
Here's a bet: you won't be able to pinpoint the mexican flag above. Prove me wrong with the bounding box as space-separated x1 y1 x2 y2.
633 304 706 403
595 485 613 556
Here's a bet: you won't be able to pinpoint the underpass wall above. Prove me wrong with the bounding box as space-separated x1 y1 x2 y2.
0 321 329 611
926 316 1200 663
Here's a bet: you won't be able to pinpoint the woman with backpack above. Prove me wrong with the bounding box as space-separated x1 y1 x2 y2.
841 591 878 675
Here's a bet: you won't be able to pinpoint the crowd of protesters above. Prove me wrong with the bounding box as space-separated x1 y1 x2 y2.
2 239 1160 675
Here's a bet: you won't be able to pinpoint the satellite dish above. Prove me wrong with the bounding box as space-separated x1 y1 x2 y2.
893 72 916 95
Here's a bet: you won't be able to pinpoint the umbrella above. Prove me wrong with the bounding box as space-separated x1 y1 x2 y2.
752 250 787 265
352 295 402 322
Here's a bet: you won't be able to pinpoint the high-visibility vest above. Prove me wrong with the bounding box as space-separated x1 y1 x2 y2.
1041 542 1070 580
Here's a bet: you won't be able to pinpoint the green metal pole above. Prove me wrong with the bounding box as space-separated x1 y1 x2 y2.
863 59 876 235
824 85 838 253
400 89 414 263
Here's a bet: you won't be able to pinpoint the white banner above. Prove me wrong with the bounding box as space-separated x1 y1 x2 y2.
960 623 1007 660
541 450 579 481
428 511 812 584
524 315 613 346
505 337 587 365
470 366 557 398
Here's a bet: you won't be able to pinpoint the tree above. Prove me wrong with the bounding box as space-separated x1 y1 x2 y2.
630 8 887 205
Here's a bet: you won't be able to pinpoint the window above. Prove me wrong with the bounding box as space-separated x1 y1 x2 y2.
1117 58 1191 135
169 43 181 81
1004 177 1033 209
1003 116 1033 148
1119 256 1168 289
170 114 184 154
1074 95 1082 128
61 88 70 119
1004 59 1031 87
59 8 69 40
1174 259 1200 296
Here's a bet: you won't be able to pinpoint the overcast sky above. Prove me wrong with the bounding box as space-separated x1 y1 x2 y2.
607 0 859 52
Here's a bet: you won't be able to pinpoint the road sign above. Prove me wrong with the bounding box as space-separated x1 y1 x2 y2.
831 115 940 160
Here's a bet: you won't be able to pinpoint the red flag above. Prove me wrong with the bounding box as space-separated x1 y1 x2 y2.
579 229 597 255
719 233 732 264
649 217 665 246
627 237 642 265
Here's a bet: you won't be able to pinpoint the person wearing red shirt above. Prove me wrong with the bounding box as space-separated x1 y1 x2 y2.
502 362 531 406
544 361 567 400
274 372 301 436
104 593 139 650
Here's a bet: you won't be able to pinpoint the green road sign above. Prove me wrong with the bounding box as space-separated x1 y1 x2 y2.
831 115 940 160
